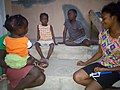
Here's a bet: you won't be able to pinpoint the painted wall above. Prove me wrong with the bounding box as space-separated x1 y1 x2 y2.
6 0 119 40
4 0 12 15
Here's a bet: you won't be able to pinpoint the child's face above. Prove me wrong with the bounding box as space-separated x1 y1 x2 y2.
40 15 48 26
68 11 76 21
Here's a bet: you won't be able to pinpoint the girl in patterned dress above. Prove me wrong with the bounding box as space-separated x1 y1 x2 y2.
73 2 120 90
35 13 57 68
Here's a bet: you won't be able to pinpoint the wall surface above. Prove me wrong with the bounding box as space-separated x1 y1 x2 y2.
4 0 12 15
7 0 118 40
0 0 6 37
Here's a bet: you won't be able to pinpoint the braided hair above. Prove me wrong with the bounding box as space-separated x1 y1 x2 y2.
4 14 28 32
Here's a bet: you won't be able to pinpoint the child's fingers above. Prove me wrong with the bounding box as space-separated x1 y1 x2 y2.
77 60 87 66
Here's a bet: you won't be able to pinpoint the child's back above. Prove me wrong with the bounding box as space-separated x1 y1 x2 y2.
3 15 32 69
4 36 30 57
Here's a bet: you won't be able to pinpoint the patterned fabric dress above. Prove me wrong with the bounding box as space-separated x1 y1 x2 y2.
99 29 120 68
39 24 52 41
37 24 54 46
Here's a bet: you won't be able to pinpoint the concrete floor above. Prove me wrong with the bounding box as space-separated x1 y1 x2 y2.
0 45 120 90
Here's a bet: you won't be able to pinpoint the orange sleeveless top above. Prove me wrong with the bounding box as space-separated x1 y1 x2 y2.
4 36 29 57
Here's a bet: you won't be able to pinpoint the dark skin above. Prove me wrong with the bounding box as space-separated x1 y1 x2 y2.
10 22 47 67
0 49 45 90
73 12 120 90
35 15 57 68
59 10 97 46
0 50 8 68
2 20 46 90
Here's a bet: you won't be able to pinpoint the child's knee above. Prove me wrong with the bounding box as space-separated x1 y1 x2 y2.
83 40 90 46
39 71 46 85
84 42 90 46
30 67 42 78
35 42 40 47
49 43 54 48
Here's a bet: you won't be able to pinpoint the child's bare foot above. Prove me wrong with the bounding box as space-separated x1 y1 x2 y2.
38 58 49 68
33 61 45 72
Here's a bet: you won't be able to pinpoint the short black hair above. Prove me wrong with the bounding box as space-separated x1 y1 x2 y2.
40 13 49 19
102 2 120 23
4 14 28 32
68 9 77 14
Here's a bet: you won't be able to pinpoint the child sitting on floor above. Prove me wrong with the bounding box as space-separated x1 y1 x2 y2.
3 14 43 69
59 9 98 46
35 13 57 68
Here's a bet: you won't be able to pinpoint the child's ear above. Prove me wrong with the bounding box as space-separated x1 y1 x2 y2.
75 14 77 17
112 15 117 22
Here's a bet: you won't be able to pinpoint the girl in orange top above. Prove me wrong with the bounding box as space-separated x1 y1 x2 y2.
3 15 34 69
3 14 45 90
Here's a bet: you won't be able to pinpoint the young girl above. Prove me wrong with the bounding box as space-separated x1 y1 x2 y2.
73 2 120 90
61 9 98 46
3 14 43 69
35 13 57 68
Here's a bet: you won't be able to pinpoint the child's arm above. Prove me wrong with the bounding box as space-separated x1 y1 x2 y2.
79 28 86 37
57 26 67 44
63 26 67 44
78 21 86 37
77 45 103 66
37 25 40 41
0 50 8 68
94 66 120 72
50 25 57 45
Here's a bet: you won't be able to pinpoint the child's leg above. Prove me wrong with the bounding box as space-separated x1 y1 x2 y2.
65 40 79 46
89 40 99 45
0 50 7 80
46 43 54 59
35 42 45 59
2 68 7 79
8 84 13 90
13 66 45 90
81 39 91 47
